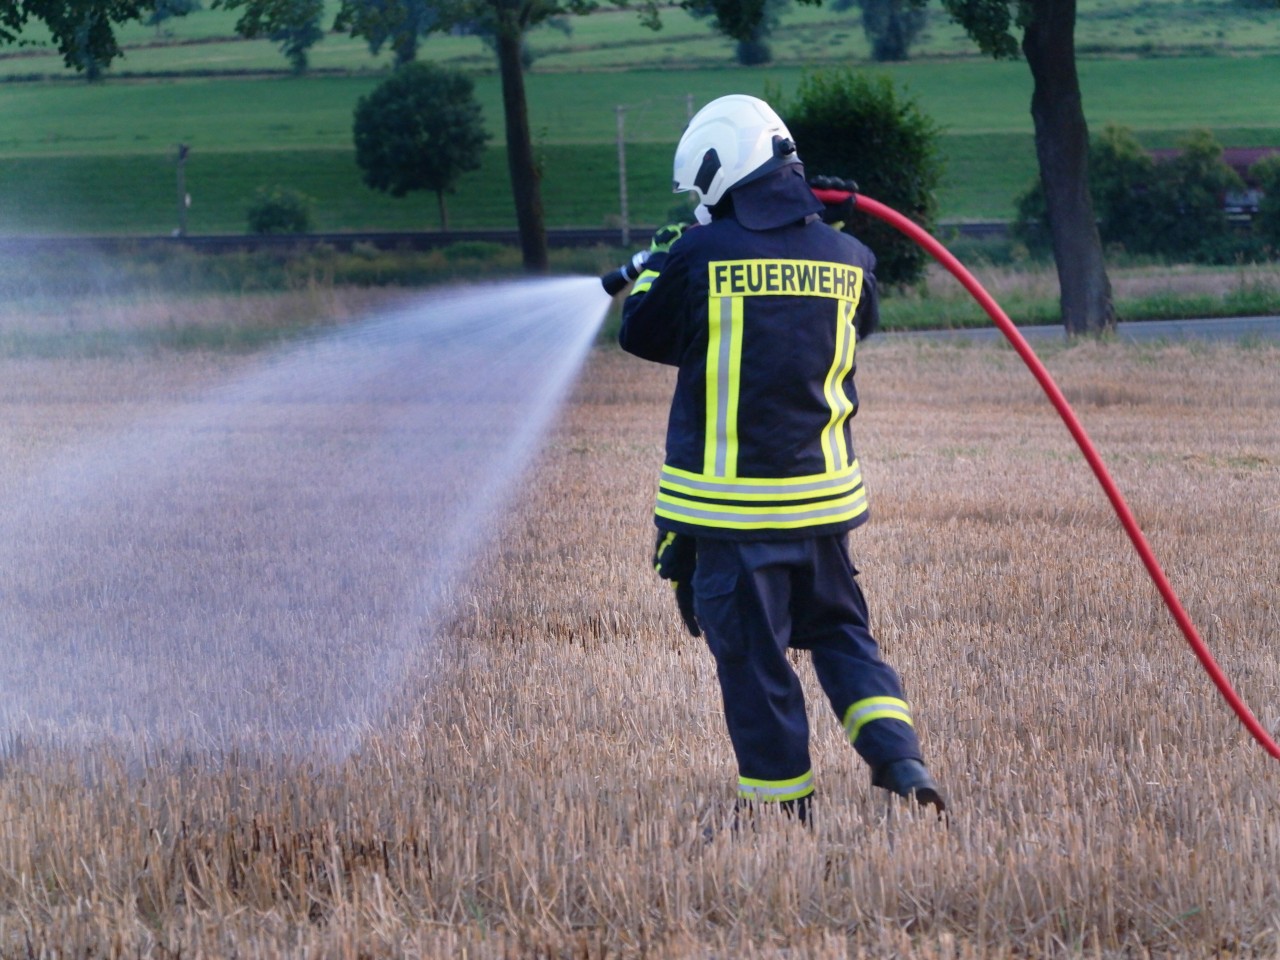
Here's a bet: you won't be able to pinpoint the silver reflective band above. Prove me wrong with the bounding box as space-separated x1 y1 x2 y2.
660 465 861 499
843 697 913 744
713 295 734 477
738 772 815 800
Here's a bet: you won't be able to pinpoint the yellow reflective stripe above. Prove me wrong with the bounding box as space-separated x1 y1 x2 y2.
834 299 860 444
738 770 814 803
659 468 863 503
630 269 661 295
724 296 743 477
820 299 857 472
654 531 676 573
656 487 867 530
704 294 743 479
843 696 914 745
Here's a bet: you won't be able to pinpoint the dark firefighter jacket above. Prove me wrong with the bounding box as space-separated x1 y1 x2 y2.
619 166 880 541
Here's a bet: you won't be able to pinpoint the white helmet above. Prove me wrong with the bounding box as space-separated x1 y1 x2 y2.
672 95 800 207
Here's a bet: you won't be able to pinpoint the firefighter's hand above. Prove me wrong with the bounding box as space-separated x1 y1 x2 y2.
809 175 858 230
673 581 700 638
649 222 688 254
654 531 700 637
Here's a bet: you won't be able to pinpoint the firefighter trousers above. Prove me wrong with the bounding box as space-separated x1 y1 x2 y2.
691 534 922 803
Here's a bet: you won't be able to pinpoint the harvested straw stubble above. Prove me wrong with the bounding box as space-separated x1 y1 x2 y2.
0 337 1277 957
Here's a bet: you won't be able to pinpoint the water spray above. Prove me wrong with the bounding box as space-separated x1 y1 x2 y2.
2 276 613 757
603 192 1280 762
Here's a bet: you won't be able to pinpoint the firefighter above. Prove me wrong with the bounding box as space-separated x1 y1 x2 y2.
617 94 946 822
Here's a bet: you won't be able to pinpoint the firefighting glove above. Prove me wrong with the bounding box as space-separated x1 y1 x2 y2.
653 530 700 637
649 222 688 254
809 175 859 231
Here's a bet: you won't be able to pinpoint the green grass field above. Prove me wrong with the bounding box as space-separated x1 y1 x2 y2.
7 0 1280 77
1 1 1280 234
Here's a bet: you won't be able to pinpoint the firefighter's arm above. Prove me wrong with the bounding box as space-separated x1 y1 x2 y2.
855 269 880 341
618 224 692 366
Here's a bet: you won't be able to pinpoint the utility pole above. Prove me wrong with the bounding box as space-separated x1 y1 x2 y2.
687 92 695 121
616 105 629 248
176 143 190 237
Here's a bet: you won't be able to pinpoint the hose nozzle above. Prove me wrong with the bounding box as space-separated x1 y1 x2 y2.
600 250 651 296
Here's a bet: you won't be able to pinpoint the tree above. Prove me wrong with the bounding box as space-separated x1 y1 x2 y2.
419 0 603 271
0 0 156 72
776 69 941 286
935 0 1114 335
71 9 106 78
1015 123 1157 257
1252 154 1280 251
147 0 201 36
684 0 788 65
1084 123 1157 253
352 62 490 230
1144 130 1244 262
459 14 570 71
1016 125 1246 263
334 0 437 65
212 0 324 73
840 0 927 62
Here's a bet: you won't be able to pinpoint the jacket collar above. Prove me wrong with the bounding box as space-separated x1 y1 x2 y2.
726 165 823 231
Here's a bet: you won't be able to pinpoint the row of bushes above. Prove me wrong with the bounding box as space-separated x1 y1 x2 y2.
1015 126 1280 263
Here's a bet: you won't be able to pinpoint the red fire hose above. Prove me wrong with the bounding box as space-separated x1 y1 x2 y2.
840 191 1280 761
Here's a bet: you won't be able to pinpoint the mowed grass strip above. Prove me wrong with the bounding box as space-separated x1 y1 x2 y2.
0 144 677 234
0 335 1277 956
8 59 1280 155
3 57 1280 231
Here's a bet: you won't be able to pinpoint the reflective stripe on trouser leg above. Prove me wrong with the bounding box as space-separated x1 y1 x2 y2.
843 696 913 745
791 535 925 768
739 770 815 803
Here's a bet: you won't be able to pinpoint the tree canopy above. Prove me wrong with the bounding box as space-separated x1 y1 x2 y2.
934 0 1114 334
858 0 927 61
776 69 941 286
212 0 325 73
353 61 490 230
426 0 603 269
0 0 156 71
334 0 437 66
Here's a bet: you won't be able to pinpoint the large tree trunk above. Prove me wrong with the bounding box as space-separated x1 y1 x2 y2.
495 18 548 271
1023 0 1114 336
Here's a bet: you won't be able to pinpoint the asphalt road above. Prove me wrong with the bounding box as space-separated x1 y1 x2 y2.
888 315 1280 344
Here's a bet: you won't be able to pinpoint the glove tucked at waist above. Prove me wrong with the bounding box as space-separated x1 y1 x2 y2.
653 530 700 637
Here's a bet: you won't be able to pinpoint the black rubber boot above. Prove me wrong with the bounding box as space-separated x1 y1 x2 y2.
716 794 814 838
871 758 947 815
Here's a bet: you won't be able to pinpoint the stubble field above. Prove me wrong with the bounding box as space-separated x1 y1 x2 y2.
1 323 1278 957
